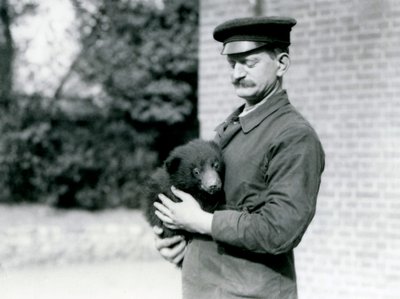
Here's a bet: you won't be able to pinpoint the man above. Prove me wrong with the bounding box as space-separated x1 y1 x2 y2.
153 16 325 299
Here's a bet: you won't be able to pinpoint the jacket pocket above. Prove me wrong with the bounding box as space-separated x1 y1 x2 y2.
221 253 281 298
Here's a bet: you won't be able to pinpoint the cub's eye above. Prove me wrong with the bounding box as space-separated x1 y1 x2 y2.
192 168 201 177
212 162 220 169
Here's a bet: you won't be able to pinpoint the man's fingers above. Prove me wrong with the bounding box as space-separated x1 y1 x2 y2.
154 200 180 230
154 235 184 250
155 210 174 226
164 222 180 230
171 186 193 202
172 242 187 265
153 226 163 236
158 193 175 208
159 239 187 262
154 201 174 219
170 186 185 198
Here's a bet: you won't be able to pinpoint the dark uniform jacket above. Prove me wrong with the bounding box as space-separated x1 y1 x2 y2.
181 90 325 299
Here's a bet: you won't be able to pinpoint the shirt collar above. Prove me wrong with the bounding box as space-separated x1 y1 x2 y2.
239 89 290 133
238 96 269 118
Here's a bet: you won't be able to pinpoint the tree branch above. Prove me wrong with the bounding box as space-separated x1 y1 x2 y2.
53 0 105 99
0 0 13 109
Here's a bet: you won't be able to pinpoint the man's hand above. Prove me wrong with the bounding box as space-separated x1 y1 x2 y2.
154 186 213 235
153 226 187 265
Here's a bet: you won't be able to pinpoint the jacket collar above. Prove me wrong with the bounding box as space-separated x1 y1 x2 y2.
240 89 290 133
215 90 290 136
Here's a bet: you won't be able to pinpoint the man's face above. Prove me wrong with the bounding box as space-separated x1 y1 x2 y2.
227 49 280 104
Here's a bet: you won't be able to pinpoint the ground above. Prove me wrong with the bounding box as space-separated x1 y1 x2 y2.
0 203 182 299
1 260 181 299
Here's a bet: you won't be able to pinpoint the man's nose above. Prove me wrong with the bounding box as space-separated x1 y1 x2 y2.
232 63 246 80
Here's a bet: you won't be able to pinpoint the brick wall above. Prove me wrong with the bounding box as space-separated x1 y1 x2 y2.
199 1 400 298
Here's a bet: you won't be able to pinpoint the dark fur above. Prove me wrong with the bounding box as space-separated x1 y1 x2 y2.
142 139 224 238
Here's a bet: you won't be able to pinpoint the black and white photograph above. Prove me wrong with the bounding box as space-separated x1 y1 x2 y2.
0 0 399 298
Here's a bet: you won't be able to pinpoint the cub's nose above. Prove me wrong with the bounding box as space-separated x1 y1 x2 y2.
207 182 222 194
202 167 222 194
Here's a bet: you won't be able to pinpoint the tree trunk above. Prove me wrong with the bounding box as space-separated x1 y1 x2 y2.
0 0 13 109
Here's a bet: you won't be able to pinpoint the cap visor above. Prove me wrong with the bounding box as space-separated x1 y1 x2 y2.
221 41 268 55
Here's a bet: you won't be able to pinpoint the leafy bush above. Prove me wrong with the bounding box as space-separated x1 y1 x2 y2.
0 0 198 209
0 95 157 209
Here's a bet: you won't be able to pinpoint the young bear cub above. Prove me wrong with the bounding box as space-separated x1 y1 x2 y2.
142 139 224 238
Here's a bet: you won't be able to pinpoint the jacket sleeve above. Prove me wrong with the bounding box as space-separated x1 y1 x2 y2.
211 125 325 255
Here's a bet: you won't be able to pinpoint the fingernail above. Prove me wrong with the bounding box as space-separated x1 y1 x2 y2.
171 185 176 191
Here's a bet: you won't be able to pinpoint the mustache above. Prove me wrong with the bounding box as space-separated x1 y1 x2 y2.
231 79 255 87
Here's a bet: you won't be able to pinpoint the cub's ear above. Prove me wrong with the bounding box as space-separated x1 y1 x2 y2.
165 156 181 174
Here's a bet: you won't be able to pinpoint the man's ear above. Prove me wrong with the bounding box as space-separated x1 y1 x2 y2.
276 52 290 77
165 156 181 174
